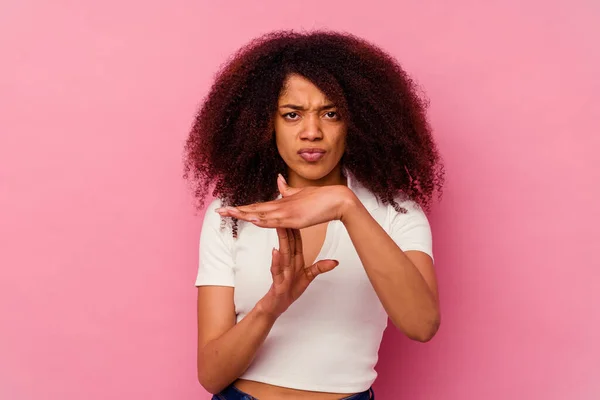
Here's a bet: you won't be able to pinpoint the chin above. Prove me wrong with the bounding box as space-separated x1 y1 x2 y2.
291 164 337 181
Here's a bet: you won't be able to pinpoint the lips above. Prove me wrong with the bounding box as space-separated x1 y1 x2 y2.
298 148 326 162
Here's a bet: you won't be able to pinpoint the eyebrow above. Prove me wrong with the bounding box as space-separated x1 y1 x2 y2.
278 103 336 111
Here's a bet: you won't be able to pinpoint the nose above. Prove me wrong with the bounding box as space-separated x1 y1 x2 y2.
299 114 323 141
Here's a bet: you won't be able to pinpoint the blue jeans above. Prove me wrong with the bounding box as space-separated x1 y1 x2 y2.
212 385 374 400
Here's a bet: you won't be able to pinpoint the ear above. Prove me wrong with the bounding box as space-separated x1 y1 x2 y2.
277 174 301 197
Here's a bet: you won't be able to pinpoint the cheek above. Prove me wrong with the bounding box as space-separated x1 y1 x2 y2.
332 128 347 155
274 125 294 156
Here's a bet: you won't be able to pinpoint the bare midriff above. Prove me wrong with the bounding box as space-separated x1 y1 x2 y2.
234 379 358 400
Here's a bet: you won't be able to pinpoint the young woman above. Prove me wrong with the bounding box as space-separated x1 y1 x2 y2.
184 30 444 400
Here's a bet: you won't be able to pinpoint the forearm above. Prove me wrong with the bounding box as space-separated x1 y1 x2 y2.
198 303 276 394
341 196 440 341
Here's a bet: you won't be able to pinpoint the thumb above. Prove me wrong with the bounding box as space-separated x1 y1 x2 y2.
292 259 339 298
306 259 339 280
277 173 301 197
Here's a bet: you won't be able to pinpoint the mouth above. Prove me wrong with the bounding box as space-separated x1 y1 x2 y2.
298 148 326 162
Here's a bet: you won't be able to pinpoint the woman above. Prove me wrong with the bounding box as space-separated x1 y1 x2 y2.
184 30 444 400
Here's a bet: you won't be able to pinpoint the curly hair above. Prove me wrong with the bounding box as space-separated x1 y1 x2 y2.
184 30 444 235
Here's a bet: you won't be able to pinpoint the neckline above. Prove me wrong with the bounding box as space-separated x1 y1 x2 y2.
312 221 338 265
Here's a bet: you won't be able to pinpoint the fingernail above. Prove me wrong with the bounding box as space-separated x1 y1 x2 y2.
215 208 223 212
250 218 260 223
278 173 286 183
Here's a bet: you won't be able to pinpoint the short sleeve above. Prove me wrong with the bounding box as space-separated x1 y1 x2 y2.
195 199 235 287
389 200 434 262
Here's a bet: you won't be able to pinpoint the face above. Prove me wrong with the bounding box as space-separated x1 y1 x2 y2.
274 74 347 188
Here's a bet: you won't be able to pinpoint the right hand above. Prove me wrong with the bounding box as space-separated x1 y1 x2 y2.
257 227 339 318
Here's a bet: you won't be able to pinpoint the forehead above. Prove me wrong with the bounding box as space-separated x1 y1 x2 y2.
278 74 331 104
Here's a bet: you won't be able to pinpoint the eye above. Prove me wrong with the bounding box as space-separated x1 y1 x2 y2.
324 111 339 119
283 112 299 120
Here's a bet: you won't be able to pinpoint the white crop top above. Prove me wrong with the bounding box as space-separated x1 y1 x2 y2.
195 172 434 393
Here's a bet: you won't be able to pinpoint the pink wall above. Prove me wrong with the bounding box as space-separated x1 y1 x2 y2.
1 1 598 399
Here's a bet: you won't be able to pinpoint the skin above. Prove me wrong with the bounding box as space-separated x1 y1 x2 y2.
274 73 347 188
197 74 440 399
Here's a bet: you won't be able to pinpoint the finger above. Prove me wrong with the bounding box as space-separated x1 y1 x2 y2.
215 201 278 217
215 206 266 222
292 259 339 299
270 248 284 285
277 174 287 196
287 228 295 260
276 228 291 268
287 228 297 277
277 173 302 197
236 201 279 213
217 207 288 228
305 259 339 282
291 229 304 272
271 248 293 294
288 229 296 274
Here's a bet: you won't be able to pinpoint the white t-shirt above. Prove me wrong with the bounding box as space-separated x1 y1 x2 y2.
195 171 434 393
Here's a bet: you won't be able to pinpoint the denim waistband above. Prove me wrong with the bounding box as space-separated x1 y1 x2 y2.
213 384 374 400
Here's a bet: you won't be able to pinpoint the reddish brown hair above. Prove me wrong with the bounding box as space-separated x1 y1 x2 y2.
184 30 444 229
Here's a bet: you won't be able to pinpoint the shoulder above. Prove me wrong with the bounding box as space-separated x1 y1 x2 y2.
201 198 235 238
386 196 431 228
391 196 428 216
201 198 224 226
384 196 434 259
205 197 225 212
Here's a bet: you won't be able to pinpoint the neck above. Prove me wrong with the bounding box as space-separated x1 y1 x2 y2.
287 164 347 188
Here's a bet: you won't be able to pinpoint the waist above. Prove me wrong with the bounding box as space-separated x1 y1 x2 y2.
218 380 374 400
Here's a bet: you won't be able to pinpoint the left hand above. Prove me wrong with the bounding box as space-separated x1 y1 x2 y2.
215 174 354 229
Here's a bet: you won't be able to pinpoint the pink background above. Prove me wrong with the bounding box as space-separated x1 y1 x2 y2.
1 1 599 399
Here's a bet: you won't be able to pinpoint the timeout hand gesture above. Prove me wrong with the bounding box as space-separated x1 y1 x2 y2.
215 174 347 318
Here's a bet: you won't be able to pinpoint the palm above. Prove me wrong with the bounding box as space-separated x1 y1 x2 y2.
260 227 338 317
220 175 342 317
215 178 352 230
277 186 345 229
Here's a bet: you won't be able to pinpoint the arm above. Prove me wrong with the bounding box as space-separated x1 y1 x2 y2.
217 177 440 342
195 200 273 394
196 215 338 394
340 191 440 342
196 286 276 394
